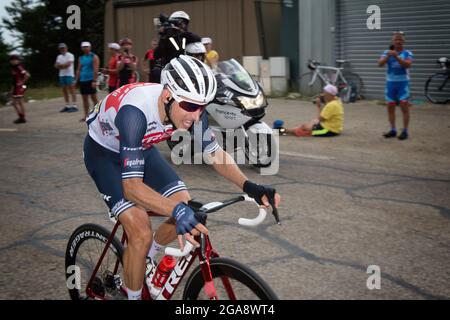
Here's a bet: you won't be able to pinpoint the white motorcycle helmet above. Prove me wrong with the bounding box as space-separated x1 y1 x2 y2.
169 10 190 21
161 55 217 105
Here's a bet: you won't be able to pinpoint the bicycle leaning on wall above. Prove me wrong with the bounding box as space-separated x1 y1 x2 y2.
425 57 450 104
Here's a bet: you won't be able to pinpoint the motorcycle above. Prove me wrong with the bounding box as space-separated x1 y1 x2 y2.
167 58 275 168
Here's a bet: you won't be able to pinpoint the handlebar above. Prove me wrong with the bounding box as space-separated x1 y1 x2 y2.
164 194 280 257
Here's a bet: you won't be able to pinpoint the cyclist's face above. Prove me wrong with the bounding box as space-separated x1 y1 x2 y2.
171 100 204 130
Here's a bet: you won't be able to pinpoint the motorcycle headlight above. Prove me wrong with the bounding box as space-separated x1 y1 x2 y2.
237 93 265 109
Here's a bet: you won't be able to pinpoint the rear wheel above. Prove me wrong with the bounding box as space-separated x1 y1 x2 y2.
65 224 126 300
183 257 278 300
299 72 324 98
425 73 450 104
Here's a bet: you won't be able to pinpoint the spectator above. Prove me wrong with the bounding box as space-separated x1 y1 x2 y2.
143 38 158 82
202 37 219 69
75 41 99 121
106 42 120 93
378 31 413 140
117 38 139 87
54 43 77 113
274 84 344 137
152 11 201 82
185 42 206 62
10 54 30 124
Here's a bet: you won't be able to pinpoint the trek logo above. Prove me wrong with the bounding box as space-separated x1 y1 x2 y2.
122 146 143 151
157 254 194 300
123 158 145 168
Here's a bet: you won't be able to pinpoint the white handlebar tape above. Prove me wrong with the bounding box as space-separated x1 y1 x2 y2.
238 195 267 226
165 241 194 257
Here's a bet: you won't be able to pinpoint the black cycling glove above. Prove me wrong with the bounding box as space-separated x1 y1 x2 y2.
243 180 276 206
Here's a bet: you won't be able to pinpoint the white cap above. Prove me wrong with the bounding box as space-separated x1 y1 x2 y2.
108 42 120 50
81 41 91 48
186 42 206 54
169 10 190 21
323 84 338 96
58 43 67 48
201 37 212 44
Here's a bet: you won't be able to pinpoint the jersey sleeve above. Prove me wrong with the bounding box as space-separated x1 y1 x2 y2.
191 111 220 154
380 50 389 58
115 105 147 180
320 102 336 120
405 50 413 61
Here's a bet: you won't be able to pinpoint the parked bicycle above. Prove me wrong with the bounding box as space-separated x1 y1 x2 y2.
299 59 362 103
425 57 450 104
65 195 280 300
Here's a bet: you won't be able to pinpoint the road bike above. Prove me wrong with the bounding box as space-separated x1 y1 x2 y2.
425 57 450 104
299 59 362 103
65 195 280 300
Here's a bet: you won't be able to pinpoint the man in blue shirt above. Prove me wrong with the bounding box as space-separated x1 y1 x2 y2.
378 32 413 140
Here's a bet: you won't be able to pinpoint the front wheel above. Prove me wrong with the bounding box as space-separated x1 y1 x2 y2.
183 257 278 300
244 133 275 168
425 73 450 104
65 224 126 300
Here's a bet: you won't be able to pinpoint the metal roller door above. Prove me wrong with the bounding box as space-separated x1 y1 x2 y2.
336 0 450 100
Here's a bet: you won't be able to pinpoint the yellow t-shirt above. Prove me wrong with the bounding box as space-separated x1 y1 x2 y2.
206 50 219 67
320 98 344 134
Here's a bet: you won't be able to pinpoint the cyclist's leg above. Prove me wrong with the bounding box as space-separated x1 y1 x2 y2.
83 135 152 294
141 146 189 246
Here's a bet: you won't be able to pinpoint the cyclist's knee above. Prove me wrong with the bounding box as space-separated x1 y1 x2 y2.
399 100 409 109
120 207 152 250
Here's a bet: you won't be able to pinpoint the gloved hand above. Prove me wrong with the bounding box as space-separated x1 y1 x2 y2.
172 202 202 235
243 180 276 206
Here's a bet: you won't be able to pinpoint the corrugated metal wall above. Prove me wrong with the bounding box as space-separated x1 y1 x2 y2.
105 0 277 75
336 0 450 99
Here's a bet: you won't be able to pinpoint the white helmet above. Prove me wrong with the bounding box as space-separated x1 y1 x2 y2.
186 42 206 54
169 11 190 21
161 55 217 104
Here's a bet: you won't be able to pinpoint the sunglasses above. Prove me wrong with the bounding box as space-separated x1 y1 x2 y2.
168 98 207 113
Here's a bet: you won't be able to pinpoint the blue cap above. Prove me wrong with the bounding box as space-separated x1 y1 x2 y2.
273 119 284 129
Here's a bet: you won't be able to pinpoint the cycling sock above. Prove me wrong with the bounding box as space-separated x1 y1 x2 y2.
148 239 164 259
127 287 142 300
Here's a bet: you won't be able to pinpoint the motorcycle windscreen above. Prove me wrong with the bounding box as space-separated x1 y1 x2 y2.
216 59 259 95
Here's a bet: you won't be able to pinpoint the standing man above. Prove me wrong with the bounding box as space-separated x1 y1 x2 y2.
55 43 77 113
143 38 158 82
378 31 413 140
75 41 99 121
117 38 139 87
202 37 219 69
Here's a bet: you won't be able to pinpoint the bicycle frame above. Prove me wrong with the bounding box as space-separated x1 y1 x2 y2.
85 211 230 300
309 65 348 87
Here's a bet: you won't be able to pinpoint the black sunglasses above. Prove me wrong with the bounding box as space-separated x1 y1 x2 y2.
169 98 207 113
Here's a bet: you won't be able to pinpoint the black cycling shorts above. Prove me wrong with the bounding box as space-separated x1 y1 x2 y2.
79 81 97 95
83 135 187 220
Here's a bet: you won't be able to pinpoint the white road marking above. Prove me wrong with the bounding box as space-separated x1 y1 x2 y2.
0 128 18 132
279 151 334 160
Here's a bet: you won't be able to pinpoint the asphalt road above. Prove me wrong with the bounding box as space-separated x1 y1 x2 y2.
0 94 449 299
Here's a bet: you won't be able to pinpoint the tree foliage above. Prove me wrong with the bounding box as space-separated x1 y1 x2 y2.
2 0 106 85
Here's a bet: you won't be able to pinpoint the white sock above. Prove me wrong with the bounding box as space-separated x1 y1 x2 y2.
147 238 164 260
127 287 142 300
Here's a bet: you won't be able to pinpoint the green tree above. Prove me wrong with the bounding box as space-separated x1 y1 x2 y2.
2 0 105 85
0 31 11 92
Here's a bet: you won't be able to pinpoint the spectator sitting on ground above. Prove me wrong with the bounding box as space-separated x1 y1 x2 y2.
54 43 77 113
273 84 344 137
10 54 30 124
201 37 219 69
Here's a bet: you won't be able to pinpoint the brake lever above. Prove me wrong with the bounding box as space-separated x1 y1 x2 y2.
268 192 281 225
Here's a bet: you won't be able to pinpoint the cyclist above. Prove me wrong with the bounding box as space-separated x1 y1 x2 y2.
83 55 280 300
378 31 413 140
117 38 139 87
274 84 344 137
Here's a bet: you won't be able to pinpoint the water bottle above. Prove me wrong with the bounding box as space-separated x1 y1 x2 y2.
149 255 176 298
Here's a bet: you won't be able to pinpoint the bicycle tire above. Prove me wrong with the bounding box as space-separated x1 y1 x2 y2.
65 223 125 300
183 257 278 300
425 73 450 104
342 71 363 99
299 72 324 98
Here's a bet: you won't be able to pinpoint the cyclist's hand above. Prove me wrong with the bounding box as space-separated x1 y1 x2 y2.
172 202 208 250
243 180 280 208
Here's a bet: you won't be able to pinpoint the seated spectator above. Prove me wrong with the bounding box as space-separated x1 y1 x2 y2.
274 84 344 137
